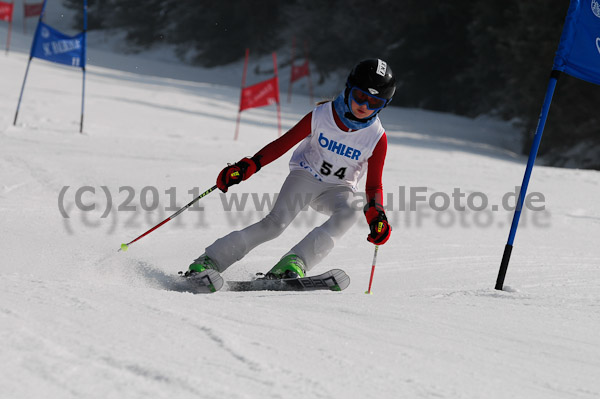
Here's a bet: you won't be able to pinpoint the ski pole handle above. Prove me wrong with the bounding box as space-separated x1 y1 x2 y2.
365 245 379 294
118 185 217 252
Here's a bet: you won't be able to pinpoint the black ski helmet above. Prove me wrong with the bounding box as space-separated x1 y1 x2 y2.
346 58 396 104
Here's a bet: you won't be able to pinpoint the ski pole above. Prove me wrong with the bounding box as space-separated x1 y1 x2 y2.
118 185 217 252
365 245 379 295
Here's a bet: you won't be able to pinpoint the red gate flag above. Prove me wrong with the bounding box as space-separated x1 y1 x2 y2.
0 1 13 22
287 37 313 103
239 76 280 111
1 0 13 54
234 49 281 140
290 60 310 82
24 1 43 17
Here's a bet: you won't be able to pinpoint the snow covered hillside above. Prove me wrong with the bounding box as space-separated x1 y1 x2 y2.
1 25 600 399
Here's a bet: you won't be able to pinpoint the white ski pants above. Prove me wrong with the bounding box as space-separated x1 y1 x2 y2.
202 170 359 272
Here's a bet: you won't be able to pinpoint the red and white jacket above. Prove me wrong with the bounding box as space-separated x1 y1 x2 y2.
252 102 388 205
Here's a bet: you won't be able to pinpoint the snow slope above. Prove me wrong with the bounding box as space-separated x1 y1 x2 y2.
1 24 600 399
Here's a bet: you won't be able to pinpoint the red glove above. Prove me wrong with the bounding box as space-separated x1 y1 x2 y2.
216 156 261 193
364 200 391 245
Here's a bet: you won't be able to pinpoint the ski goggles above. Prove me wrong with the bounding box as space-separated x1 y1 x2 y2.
349 86 387 111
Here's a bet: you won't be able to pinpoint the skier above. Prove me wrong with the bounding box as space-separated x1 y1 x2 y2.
188 58 395 279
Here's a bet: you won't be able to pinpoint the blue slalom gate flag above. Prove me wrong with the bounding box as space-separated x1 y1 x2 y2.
14 0 88 133
495 0 600 291
30 21 86 68
553 0 600 84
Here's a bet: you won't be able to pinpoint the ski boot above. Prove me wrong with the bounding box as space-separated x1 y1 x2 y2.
264 254 306 279
180 254 224 293
184 254 219 277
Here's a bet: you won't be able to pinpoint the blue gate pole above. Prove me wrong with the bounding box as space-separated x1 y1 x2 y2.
80 68 86 133
13 57 33 126
13 0 47 127
495 71 561 290
80 0 88 133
